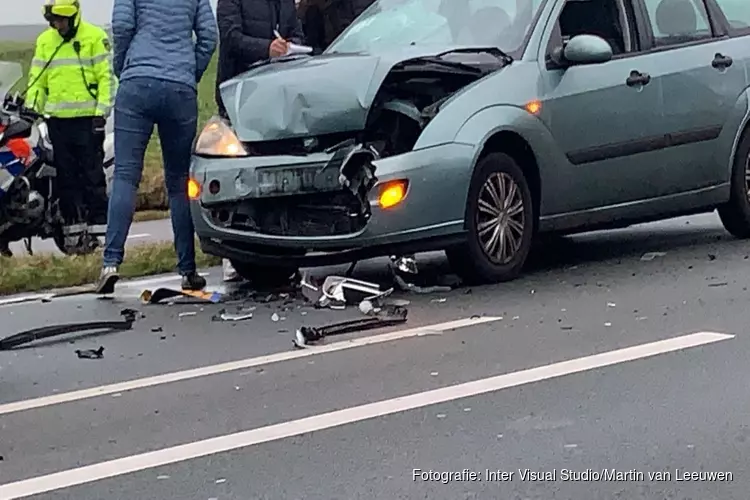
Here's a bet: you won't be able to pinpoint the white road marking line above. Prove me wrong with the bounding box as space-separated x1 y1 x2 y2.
0 316 502 416
0 294 53 307
0 331 732 498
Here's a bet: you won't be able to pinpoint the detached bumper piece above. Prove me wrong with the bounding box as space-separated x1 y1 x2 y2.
293 305 408 349
0 309 138 350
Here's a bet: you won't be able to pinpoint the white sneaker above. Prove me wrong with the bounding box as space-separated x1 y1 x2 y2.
222 259 241 282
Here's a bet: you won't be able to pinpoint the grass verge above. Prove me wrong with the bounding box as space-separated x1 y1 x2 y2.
133 210 170 222
0 39 219 213
0 241 221 295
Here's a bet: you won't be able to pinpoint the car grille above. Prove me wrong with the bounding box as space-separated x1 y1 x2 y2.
215 190 367 237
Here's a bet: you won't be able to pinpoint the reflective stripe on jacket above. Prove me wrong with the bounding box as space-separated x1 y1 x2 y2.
27 21 117 119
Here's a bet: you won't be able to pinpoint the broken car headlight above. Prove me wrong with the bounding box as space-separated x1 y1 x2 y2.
194 116 249 157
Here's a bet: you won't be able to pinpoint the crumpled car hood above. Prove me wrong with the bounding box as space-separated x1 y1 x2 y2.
220 45 484 142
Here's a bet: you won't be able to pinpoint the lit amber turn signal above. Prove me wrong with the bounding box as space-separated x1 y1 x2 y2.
525 100 542 115
187 178 201 200
378 180 408 209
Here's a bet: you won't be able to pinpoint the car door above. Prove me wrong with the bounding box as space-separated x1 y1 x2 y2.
635 0 747 194
539 0 670 214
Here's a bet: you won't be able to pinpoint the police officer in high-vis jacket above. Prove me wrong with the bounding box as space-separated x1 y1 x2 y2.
27 0 115 241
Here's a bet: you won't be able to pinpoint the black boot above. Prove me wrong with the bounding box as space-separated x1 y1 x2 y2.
181 272 207 291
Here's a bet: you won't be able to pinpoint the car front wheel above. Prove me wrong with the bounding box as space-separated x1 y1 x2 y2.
446 152 535 285
718 130 750 238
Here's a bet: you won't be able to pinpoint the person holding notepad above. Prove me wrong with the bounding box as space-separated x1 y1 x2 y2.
215 0 305 118
215 0 305 282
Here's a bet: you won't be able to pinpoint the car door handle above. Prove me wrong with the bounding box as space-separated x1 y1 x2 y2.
712 53 733 69
626 70 651 87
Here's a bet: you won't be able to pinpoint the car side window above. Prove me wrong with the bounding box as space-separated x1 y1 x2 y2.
641 0 713 46
711 0 750 34
551 0 638 57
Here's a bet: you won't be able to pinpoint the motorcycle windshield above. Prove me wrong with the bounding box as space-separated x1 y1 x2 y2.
0 61 23 101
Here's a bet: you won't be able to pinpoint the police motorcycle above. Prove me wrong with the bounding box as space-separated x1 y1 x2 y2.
0 60 114 257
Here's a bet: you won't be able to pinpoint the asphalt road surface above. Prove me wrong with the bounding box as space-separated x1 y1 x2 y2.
7 218 173 256
0 211 748 499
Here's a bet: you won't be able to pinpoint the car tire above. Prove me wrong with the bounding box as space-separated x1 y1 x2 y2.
229 260 299 288
446 152 535 285
718 130 750 238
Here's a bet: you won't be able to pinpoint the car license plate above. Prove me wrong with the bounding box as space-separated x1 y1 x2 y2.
256 166 339 196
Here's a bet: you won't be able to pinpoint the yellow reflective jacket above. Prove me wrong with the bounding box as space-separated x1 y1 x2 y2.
27 21 116 119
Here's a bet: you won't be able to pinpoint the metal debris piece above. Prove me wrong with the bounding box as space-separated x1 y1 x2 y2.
75 346 105 359
315 275 393 310
390 255 418 274
212 308 254 322
640 252 666 261
0 309 137 350
293 305 408 348
392 274 451 294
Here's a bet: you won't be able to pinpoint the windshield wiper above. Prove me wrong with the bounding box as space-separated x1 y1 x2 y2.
435 47 514 65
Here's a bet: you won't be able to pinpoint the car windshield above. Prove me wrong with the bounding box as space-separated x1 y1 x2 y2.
326 0 547 56
0 61 23 101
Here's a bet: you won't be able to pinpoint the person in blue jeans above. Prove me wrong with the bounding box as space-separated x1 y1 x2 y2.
95 0 218 294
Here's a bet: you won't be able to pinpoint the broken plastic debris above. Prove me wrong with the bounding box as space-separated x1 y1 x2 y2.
607 302 616 307
293 305 408 348
75 346 105 359
431 298 447 303
178 312 197 318
141 287 223 305
271 313 280 322
0 309 138 350
604 322 612 327
640 251 666 261
392 274 451 294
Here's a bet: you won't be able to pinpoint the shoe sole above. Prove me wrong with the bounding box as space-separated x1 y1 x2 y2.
96 274 120 295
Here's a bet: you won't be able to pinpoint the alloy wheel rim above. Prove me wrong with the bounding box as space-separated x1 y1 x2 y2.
476 172 525 265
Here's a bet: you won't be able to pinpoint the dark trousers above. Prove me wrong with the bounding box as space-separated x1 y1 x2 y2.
103 77 198 274
46 116 109 226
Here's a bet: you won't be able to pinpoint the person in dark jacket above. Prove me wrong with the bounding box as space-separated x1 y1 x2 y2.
215 0 305 117
297 0 375 51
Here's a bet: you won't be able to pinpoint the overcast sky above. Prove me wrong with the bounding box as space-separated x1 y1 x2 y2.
4 0 218 26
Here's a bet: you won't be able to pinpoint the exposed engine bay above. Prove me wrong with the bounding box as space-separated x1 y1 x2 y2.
211 49 510 238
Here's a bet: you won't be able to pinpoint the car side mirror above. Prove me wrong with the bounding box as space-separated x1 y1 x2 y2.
549 34 613 69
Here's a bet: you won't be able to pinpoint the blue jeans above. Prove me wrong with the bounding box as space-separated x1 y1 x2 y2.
103 77 198 274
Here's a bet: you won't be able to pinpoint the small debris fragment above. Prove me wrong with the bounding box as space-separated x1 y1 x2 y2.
463 407 471 412
640 251 666 261
436 413 446 419
212 308 254 322
151 326 163 332
430 372 439 376
75 346 104 359
271 313 280 322
563 444 578 449
431 298 447 303
560 326 573 330
708 254 717 261
604 322 612 327
112 393 122 398
157 474 170 480
708 282 728 287
215 478 227 484
607 302 616 308
178 312 197 318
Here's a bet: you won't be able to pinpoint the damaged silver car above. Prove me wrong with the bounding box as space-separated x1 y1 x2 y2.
191 0 750 284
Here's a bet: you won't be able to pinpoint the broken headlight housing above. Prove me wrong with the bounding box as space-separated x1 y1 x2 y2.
194 116 249 157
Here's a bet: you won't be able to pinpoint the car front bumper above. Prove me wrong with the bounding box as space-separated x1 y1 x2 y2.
190 142 474 265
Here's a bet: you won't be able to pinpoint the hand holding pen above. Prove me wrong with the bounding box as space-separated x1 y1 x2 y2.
269 27 289 58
